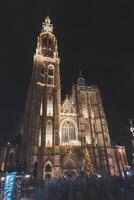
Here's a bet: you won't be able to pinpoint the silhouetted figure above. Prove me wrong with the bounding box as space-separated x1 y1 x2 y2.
33 161 38 179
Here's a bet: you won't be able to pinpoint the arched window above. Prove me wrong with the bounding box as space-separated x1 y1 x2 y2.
45 164 52 172
48 66 54 76
44 37 52 49
61 121 76 143
48 65 54 85
46 120 53 146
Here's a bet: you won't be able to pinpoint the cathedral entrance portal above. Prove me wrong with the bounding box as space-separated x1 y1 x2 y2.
44 162 53 179
62 150 78 177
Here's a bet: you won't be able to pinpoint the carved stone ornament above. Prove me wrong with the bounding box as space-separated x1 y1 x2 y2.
42 16 53 33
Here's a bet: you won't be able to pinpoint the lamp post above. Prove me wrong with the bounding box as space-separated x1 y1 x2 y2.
129 119 134 170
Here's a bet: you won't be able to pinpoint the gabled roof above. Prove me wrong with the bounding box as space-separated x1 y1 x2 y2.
61 97 75 114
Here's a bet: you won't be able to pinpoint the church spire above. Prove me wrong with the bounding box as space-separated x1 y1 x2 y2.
79 68 82 78
34 17 59 58
77 69 86 86
41 16 53 33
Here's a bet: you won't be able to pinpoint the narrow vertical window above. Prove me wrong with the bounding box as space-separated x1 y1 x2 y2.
48 67 54 76
47 95 53 116
46 120 53 146
40 100 43 116
38 130 41 147
61 122 68 142
48 65 54 85
69 122 76 140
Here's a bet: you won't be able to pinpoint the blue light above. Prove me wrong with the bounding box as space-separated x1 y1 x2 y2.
126 171 132 176
3 172 16 200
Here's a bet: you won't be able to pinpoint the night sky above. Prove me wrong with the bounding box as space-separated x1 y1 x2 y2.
0 0 134 163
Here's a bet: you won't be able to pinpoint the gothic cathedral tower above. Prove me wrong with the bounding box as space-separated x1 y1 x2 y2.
21 17 61 179
20 17 128 179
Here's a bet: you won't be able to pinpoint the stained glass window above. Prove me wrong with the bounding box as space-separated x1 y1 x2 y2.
61 121 76 143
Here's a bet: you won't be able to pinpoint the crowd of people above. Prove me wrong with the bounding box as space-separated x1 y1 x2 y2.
20 172 134 200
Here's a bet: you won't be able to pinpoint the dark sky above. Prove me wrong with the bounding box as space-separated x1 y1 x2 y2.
0 0 134 163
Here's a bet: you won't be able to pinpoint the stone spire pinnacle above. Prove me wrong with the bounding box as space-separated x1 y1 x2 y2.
77 69 86 86
41 16 53 33
79 68 82 78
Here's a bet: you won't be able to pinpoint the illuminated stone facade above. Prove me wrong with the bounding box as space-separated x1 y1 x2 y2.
0 145 20 172
20 17 128 179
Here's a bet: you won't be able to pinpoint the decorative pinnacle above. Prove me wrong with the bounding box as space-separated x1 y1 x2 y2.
79 68 82 78
41 16 53 33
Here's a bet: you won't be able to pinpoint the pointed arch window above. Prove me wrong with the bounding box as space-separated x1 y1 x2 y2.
61 121 76 143
48 66 54 76
44 37 52 49
46 120 53 146
45 164 52 172
48 65 54 85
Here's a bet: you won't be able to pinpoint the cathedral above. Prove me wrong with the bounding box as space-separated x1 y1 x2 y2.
0 17 128 179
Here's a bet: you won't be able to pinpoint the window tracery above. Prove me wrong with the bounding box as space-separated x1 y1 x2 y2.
61 121 76 143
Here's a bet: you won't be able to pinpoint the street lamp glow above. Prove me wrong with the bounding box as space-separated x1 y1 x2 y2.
25 174 30 178
1 177 5 181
